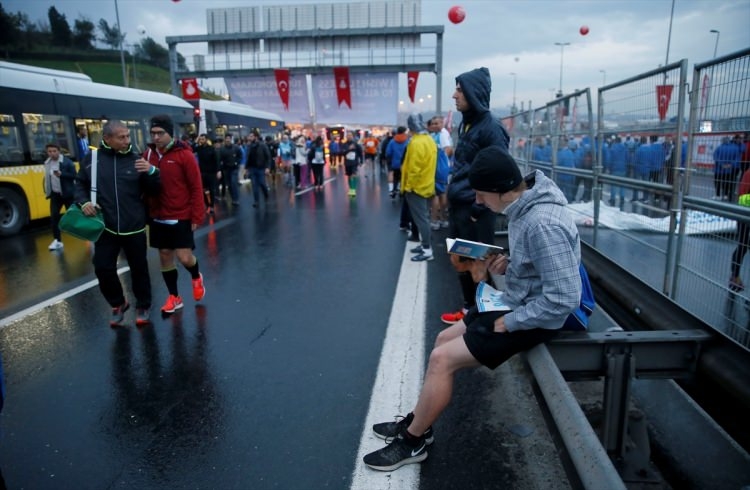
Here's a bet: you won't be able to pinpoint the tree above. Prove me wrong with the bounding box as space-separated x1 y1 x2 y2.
98 18 123 49
140 37 169 70
48 6 72 47
72 16 95 50
0 3 22 47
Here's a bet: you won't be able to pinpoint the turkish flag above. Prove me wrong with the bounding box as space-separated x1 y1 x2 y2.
333 67 351 109
181 78 199 100
656 84 673 121
274 69 290 110
407 71 419 103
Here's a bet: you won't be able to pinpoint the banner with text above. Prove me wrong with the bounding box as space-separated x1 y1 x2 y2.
226 75 310 123
311 72 398 126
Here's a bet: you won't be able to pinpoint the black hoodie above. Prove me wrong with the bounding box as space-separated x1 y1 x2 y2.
448 67 510 205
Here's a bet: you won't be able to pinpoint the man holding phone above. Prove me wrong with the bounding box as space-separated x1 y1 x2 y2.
43 143 77 250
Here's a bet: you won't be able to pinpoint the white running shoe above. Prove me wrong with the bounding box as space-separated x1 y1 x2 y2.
48 239 63 250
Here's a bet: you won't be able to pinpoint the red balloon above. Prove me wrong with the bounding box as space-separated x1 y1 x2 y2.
448 6 466 24
580 25 589 35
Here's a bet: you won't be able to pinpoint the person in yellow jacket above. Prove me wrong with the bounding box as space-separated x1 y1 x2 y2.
401 113 438 262
729 167 750 291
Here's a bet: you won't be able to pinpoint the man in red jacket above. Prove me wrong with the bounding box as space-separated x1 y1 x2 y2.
144 114 207 315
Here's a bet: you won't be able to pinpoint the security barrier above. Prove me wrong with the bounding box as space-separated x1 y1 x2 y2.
502 47 750 348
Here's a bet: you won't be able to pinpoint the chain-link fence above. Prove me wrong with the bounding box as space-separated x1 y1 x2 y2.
499 47 750 349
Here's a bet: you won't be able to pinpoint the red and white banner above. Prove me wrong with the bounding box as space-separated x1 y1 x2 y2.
407 71 419 103
225 75 310 123
181 78 200 100
311 72 397 125
333 66 352 109
656 84 674 121
274 69 290 110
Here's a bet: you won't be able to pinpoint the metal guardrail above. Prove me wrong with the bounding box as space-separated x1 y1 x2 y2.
527 329 710 488
526 344 627 490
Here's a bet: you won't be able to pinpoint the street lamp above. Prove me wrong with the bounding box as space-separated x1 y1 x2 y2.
509 72 517 114
554 42 570 97
599 69 606 86
710 29 720 58
114 0 127 87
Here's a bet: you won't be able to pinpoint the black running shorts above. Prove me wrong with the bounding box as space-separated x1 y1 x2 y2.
148 219 195 250
462 308 559 369
344 162 358 177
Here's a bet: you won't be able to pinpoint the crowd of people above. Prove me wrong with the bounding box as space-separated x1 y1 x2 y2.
527 132 750 208
50 65 748 475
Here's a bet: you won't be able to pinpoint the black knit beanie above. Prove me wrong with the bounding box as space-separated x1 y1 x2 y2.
150 114 174 137
469 146 522 193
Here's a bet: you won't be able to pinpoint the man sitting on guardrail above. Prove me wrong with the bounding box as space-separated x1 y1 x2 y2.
363 146 582 471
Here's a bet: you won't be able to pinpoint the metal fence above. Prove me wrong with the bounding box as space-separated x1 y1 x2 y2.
503 47 750 349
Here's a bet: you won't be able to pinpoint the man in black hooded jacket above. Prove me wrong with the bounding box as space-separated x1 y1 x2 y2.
441 67 510 325
75 120 161 327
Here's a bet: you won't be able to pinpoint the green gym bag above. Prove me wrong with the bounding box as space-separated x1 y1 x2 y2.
59 149 105 242
59 205 105 242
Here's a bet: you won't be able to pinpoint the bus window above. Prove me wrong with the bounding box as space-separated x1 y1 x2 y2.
123 120 146 153
22 113 73 163
0 115 23 165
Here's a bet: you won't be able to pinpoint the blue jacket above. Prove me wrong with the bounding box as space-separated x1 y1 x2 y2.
385 133 409 170
447 67 510 206
608 142 627 175
634 144 651 178
714 141 741 175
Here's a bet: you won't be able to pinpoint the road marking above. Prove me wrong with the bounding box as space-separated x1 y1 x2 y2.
350 242 427 489
0 217 237 329
0 267 130 329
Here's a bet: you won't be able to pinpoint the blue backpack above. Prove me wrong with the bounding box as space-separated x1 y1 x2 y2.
562 263 595 331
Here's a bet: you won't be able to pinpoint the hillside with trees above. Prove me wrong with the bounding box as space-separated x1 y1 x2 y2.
0 2 220 97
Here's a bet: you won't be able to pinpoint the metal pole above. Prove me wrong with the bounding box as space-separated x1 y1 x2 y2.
510 72 517 114
710 29 720 58
114 0 128 87
554 42 570 97
665 0 675 66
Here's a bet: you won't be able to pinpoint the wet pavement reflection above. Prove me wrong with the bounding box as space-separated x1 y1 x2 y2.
0 171 414 488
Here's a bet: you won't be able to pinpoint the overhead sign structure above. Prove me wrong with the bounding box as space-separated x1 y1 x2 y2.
165 0 444 123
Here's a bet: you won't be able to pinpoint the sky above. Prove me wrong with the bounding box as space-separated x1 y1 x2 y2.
5 0 750 116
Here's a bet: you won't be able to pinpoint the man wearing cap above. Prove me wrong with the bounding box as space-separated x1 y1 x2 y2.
363 146 581 472
441 67 511 325
144 114 207 316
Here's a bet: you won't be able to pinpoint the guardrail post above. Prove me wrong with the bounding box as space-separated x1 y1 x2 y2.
601 349 633 456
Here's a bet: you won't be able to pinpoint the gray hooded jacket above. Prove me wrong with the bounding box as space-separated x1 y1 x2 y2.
498 170 581 332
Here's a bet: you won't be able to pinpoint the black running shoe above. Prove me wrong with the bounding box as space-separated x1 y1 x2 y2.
363 430 428 472
372 413 434 445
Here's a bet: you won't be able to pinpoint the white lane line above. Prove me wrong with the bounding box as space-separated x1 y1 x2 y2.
0 266 130 329
0 216 239 330
350 243 428 490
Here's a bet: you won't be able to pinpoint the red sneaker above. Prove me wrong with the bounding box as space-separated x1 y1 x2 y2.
440 309 466 325
161 294 184 313
192 273 206 301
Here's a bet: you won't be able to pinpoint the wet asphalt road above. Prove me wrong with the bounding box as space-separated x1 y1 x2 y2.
0 169 571 490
